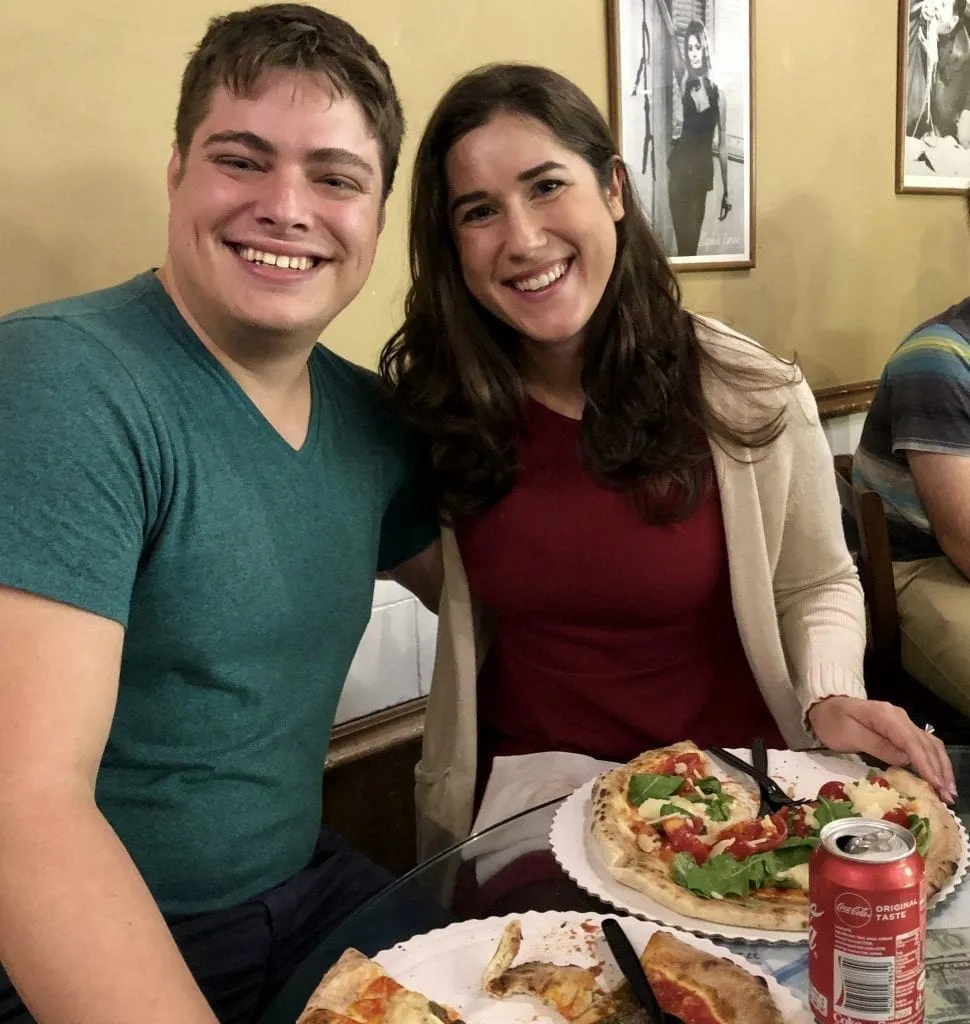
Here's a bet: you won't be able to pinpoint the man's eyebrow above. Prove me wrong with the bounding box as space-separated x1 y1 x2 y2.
305 147 375 177
203 130 275 154
450 161 569 216
202 133 375 177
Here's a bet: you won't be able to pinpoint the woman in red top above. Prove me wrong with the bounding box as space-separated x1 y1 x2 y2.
380 64 954 810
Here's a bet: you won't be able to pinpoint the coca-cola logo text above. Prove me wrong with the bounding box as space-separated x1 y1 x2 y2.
835 893 873 928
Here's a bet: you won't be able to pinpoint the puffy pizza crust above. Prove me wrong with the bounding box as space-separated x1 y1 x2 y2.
299 949 385 1021
883 766 963 897
641 930 784 1024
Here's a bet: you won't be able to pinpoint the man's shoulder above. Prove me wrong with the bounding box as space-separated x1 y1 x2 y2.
311 344 396 424
891 298 970 372
0 272 164 367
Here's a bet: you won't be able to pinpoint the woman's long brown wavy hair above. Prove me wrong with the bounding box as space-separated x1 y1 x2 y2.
380 63 797 526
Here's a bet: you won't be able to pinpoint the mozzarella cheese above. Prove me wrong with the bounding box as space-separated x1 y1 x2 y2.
636 831 659 853
636 795 702 824
776 863 810 890
803 805 819 830
845 779 902 820
384 991 447 1024
637 787 759 836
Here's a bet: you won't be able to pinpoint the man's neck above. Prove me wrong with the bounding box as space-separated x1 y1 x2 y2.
156 265 316 450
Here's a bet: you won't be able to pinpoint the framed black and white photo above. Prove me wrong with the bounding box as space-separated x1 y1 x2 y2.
897 0 970 194
607 0 754 270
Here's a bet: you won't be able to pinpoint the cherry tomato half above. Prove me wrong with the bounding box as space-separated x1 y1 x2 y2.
818 781 848 802
882 808 910 828
715 811 789 859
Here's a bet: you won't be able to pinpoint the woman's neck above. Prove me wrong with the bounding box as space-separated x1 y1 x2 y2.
519 336 586 420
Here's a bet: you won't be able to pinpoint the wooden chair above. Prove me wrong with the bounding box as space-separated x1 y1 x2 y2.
832 454 970 738
832 454 902 686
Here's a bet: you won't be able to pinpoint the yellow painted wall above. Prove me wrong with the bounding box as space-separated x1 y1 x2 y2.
1 1 968 388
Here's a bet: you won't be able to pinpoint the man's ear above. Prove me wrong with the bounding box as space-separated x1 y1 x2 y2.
378 202 386 235
606 157 626 222
167 143 183 198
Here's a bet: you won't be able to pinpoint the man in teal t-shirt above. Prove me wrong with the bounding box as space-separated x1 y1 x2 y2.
0 7 441 1024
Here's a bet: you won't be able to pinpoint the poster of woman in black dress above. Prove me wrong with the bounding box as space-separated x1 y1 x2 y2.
610 0 752 270
667 21 729 256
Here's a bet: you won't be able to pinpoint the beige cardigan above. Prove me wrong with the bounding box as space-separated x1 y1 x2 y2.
414 320 867 860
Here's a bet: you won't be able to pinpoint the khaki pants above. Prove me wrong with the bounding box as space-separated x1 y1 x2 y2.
894 556 970 716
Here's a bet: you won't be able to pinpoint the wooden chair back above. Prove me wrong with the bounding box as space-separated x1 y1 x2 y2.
832 454 902 681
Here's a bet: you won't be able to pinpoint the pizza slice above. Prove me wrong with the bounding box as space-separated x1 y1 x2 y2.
481 919 785 1024
482 920 616 1024
640 930 784 1024
297 948 463 1024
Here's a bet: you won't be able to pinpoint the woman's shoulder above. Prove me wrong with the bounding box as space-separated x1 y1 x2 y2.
690 313 818 429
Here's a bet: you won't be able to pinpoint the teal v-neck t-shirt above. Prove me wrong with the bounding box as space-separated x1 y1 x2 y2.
0 272 437 915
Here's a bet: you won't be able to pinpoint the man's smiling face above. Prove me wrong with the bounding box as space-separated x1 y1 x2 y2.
164 69 384 348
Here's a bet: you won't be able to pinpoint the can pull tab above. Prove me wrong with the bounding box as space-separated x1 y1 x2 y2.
841 828 899 855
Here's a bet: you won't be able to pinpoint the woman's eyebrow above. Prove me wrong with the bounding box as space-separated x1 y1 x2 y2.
450 161 569 216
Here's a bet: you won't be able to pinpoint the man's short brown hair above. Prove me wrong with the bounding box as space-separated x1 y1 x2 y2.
175 3 404 199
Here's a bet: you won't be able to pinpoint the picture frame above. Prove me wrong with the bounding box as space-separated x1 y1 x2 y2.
896 0 970 194
606 0 755 271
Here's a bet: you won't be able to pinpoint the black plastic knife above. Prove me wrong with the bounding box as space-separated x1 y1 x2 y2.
602 919 684 1024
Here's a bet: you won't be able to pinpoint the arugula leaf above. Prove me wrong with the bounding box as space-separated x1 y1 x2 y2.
705 797 731 822
696 776 722 795
658 803 691 818
674 853 754 899
670 837 818 900
628 773 684 806
671 852 697 888
814 797 859 829
907 813 932 857
778 835 819 849
768 843 814 873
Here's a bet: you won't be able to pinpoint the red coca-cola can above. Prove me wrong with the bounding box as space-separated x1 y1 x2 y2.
808 818 926 1024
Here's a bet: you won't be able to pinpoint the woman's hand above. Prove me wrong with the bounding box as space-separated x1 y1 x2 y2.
808 696 957 803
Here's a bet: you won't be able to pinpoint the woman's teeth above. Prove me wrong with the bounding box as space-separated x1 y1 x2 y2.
511 260 569 292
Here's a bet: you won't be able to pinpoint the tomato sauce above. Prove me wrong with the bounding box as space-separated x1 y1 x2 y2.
648 975 720 1024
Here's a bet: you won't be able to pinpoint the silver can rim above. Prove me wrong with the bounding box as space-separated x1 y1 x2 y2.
819 818 917 862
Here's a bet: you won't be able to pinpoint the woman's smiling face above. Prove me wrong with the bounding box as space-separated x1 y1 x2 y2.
446 112 624 356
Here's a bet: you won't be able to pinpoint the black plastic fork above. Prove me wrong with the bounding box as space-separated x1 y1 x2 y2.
707 745 811 813
750 736 771 818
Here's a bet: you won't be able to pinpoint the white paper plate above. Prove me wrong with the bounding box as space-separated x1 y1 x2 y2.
374 909 811 1024
549 748 969 945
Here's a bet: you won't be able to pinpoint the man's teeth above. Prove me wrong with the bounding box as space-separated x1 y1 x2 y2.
237 247 315 271
512 260 569 292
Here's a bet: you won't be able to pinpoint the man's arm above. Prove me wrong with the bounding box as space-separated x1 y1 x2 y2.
0 586 219 1024
907 450 970 577
383 537 442 614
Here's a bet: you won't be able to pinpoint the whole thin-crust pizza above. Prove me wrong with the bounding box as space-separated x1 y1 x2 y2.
296 948 463 1024
590 740 962 931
